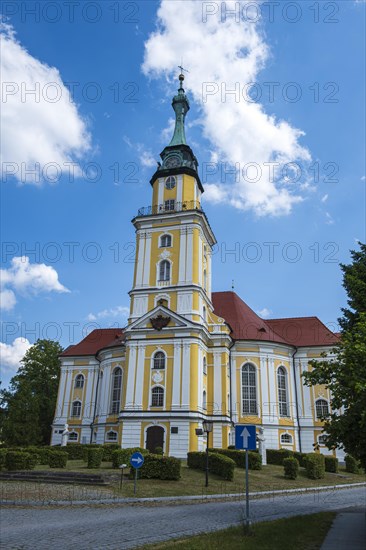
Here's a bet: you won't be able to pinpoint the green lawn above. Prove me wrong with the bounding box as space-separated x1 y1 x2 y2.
33 460 366 499
141 512 336 549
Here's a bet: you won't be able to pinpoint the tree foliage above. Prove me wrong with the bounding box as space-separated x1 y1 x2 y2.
303 243 366 469
0 339 63 446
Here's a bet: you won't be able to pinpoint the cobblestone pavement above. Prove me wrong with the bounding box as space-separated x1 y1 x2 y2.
1 487 365 549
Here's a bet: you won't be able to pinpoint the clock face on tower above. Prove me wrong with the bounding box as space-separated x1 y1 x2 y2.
164 154 181 169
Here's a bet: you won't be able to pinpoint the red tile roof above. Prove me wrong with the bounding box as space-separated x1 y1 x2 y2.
212 291 338 347
61 329 125 357
61 292 338 357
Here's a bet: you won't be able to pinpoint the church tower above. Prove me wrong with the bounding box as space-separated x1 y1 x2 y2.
121 74 232 455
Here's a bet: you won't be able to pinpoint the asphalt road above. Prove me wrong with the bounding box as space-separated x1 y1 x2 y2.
1 487 365 549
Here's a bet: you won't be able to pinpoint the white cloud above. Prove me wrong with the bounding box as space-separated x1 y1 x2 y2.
0 288 16 311
87 306 129 322
321 194 328 203
257 307 272 319
0 337 32 375
0 256 69 310
0 22 91 185
142 0 312 217
123 136 156 168
325 212 335 225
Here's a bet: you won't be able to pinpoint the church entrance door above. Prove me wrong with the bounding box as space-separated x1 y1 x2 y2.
146 426 165 453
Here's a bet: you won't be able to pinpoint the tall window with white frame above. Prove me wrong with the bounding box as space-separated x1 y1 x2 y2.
241 363 258 416
71 400 81 417
151 386 164 407
277 366 289 417
159 260 170 282
160 234 172 248
316 399 329 419
242 363 257 415
110 367 122 415
153 351 165 370
74 374 84 388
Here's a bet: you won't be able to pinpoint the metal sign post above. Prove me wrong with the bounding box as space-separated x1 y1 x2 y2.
235 424 256 532
130 452 145 495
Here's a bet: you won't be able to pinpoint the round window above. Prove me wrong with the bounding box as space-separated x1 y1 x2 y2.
165 176 176 190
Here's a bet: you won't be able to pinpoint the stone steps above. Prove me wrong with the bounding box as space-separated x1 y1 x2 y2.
0 470 108 486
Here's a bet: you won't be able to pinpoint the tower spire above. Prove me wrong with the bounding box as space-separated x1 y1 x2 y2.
169 72 190 147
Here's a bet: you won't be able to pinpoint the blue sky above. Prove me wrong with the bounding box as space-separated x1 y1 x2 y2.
1 0 365 386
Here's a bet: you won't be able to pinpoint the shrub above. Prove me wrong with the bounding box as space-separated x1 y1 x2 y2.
48 451 68 468
208 448 262 470
293 452 308 468
283 457 299 480
324 456 339 473
266 449 294 465
187 452 235 481
101 444 119 461
305 453 325 479
0 449 8 470
25 447 52 465
227 445 235 450
62 444 88 460
248 451 262 470
5 451 36 471
112 448 148 469
87 448 103 469
345 455 360 474
135 454 181 480
154 446 163 455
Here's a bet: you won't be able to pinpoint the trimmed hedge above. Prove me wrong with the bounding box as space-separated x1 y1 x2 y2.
345 455 360 474
0 449 7 470
208 448 262 470
134 454 181 480
266 449 294 465
5 451 36 471
101 444 120 461
283 457 299 479
87 448 104 469
49 451 68 468
305 453 325 479
325 456 339 473
112 448 148 469
293 452 308 468
187 451 235 481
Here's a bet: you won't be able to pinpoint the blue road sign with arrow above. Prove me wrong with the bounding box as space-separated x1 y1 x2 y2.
235 425 256 451
130 452 145 469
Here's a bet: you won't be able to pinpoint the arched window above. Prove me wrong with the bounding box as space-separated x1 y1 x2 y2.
71 400 81 417
159 260 170 281
277 367 289 417
203 306 207 321
153 351 165 370
110 367 122 414
203 269 207 291
106 430 118 442
68 431 78 441
160 234 172 248
203 356 207 375
280 433 293 445
227 394 230 413
316 399 329 419
203 390 207 410
242 363 257 415
151 386 164 407
74 374 84 389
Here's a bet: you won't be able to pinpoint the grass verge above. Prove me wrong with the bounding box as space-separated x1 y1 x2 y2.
141 511 336 549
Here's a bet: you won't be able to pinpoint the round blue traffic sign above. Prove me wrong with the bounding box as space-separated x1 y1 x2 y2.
130 452 145 469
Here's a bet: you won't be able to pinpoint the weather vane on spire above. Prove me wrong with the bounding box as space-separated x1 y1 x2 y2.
178 63 189 87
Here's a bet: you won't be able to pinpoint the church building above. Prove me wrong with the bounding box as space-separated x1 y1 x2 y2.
51 75 341 459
